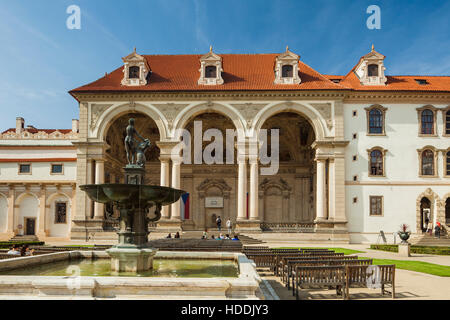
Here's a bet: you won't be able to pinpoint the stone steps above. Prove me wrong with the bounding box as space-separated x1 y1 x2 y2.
9 235 39 242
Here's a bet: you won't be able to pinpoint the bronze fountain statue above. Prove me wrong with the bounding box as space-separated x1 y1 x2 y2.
80 118 185 272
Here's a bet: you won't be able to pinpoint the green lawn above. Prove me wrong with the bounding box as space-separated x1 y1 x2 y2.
363 258 450 277
274 247 365 255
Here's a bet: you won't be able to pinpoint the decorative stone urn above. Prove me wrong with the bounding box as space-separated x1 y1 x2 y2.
398 232 410 244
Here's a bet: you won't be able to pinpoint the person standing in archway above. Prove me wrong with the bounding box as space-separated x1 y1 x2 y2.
226 218 232 234
216 216 222 231
427 221 433 236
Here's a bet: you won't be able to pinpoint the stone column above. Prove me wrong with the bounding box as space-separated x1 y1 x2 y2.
94 159 105 220
170 156 182 221
6 186 15 238
160 155 171 219
237 155 247 221
328 159 336 221
315 158 327 222
37 185 47 239
86 158 94 219
249 154 259 221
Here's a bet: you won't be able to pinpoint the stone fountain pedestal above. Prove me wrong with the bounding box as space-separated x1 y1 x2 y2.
107 247 158 272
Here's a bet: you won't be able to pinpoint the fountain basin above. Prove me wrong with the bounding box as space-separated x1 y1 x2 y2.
80 184 185 206
0 251 262 299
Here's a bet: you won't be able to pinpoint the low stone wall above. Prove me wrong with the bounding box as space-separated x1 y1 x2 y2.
0 251 262 299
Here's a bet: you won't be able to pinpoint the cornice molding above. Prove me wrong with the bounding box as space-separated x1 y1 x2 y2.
70 90 450 104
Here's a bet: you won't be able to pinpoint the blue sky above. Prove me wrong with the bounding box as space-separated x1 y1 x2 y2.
0 0 449 131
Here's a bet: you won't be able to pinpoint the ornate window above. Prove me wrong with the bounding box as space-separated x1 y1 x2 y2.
121 48 150 86
282 65 293 78
369 196 383 216
368 64 379 77
55 202 67 224
205 66 217 78
354 45 387 86
365 105 387 135
417 147 438 177
367 147 386 177
128 66 140 79
444 109 450 136
417 106 437 136
274 46 301 84
421 110 434 134
198 46 224 85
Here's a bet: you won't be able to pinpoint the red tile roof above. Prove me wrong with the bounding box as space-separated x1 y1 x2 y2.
1 128 72 134
70 54 345 93
69 53 450 94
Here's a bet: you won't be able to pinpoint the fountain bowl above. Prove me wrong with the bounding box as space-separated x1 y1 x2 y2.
80 184 185 206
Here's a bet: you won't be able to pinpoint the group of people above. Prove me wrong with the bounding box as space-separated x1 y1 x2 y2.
424 220 443 238
202 232 239 241
6 245 34 257
215 216 233 234
166 232 181 239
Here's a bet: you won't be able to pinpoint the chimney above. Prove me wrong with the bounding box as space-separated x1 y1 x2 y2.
72 119 79 133
16 117 24 134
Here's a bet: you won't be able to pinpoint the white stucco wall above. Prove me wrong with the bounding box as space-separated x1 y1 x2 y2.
16 195 39 235
46 194 71 237
0 161 77 181
344 103 450 243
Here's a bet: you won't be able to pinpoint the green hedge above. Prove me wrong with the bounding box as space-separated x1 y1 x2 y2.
370 244 450 255
0 241 45 249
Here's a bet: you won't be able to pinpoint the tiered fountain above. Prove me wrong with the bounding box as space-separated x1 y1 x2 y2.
80 118 185 272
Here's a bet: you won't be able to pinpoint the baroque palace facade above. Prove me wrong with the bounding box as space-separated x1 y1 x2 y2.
0 46 449 243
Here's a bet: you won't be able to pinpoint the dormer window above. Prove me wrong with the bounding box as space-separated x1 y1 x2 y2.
274 46 301 85
368 64 379 77
129 66 140 79
198 46 224 85
354 45 387 86
121 48 150 86
205 66 217 78
282 65 293 78
415 79 428 85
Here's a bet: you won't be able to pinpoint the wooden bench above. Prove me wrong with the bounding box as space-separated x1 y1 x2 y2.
287 259 372 292
294 266 346 300
246 252 345 274
345 265 395 299
278 253 350 277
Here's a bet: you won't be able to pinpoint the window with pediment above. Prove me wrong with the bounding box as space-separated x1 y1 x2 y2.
417 106 437 136
198 47 224 85
417 147 438 177
367 147 386 177
274 46 301 85
365 105 387 135
121 48 150 86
